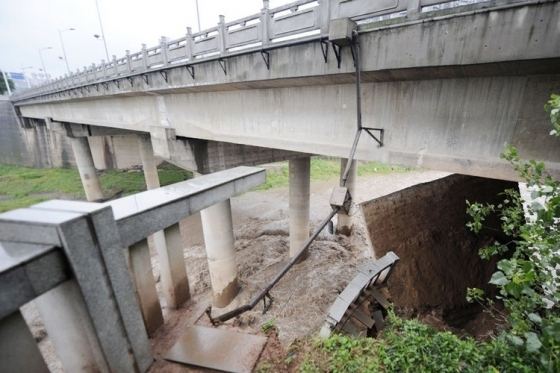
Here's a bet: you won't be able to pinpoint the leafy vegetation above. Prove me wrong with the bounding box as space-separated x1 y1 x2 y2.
252 157 409 191
466 94 560 371
300 310 541 372
0 70 15 95
0 163 192 212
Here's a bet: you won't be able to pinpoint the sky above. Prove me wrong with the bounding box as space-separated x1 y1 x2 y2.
0 0 293 81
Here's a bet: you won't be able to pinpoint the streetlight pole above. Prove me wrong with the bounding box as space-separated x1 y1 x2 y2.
38 47 52 82
196 0 201 32
95 0 110 62
58 28 75 75
21 65 33 88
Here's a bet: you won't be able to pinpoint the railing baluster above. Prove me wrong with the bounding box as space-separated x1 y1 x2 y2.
0 311 49 373
218 15 227 56
127 238 164 335
34 280 110 372
261 0 271 46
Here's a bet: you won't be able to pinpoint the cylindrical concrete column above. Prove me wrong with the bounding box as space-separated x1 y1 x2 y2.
138 136 160 190
33 280 110 373
289 156 310 260
337 158 357 236
200 199 239 308
69 137 103 201
138 136 190 309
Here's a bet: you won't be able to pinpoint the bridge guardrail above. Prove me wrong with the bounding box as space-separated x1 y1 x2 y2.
0 166 266 372
11 0 490 102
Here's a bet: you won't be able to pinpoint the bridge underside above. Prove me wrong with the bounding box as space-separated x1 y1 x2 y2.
17 71 560 180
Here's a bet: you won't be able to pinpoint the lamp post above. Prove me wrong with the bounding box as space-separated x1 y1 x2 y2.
21 65 33 88
95 0 110 62
58 28 75 74
196 0 201 32
38 47 52 82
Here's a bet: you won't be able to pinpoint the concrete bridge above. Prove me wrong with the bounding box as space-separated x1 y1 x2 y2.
2 0 560 371
10 0 560 181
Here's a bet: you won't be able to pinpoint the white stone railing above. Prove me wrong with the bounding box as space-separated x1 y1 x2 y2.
0 166 265 373
11 0 494 101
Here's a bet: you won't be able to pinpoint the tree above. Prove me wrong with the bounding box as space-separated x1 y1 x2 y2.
0 70 16 95
467 94 560 371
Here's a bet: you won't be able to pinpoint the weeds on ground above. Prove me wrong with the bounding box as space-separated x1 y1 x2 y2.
299 311 542 372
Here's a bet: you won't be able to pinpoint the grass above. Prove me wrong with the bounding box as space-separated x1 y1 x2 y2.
0 163 192 213
252 157 410 191
0 158 408 212
298 311 543 372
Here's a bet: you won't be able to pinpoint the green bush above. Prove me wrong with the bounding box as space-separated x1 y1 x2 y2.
466 94 560 371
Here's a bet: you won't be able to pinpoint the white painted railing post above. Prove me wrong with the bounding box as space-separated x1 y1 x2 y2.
126 50 132 73
218 15 227 55
160 37 169 66
142 44 149 71
318 0 331 35
186 27 195 61
407 0 422 19
112 55 118 76
83 66 89 83
261 0 271 46
92 63 97 81
102 60 107 79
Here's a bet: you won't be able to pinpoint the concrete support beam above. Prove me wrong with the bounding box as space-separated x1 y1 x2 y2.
34 280 110 373
337 158 357 236
0 311 49 373
139 135 190 309
69 136 103 201
289 157 310 260
200 199 239 308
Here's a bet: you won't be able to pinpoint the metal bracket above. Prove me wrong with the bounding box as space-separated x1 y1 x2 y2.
205 306 220 327
332 44 342 69
363 127 384 147
262 293 274 314
186 65 195 79
113 80 120 89
141 74 149 85
102 82 109 90
79 87 83 94
218 59 227 75
320 40 329 63
261 50 270 70
159 70 168 83
350 44 356 65
94 84 99 92
85 86 90 93
127 77 134 86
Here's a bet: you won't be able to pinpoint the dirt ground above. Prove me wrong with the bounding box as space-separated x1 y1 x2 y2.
21 168 452 372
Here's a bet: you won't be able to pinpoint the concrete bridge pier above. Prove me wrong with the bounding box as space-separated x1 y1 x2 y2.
69 136 103 202
289 156 310 261
337 158 357 236
200 198 239 308
138 136 190 309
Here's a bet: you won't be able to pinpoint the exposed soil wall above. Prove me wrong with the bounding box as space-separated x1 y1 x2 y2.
361 174 517 324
